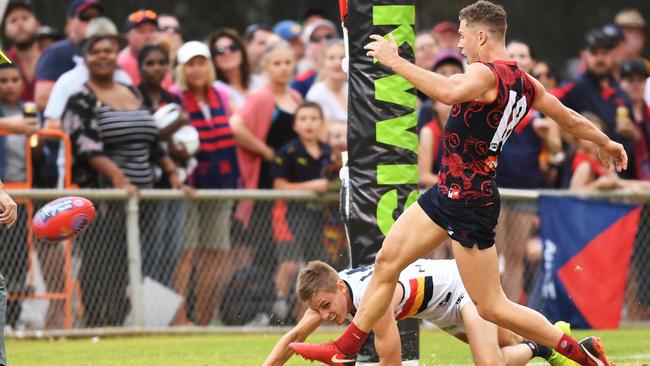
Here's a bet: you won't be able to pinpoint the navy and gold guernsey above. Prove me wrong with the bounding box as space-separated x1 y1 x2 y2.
418 60 538 249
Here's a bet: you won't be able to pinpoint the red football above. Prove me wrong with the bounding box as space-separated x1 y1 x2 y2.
32 197 96 242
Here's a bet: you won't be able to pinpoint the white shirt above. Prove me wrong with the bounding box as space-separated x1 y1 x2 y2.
213 80 246 111
306 81 348 123
44 61 133 119
339 259 470 335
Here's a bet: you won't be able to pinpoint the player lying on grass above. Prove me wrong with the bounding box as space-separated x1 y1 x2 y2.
264 259 575 366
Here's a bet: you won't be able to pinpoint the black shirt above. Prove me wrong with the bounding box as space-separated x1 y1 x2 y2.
269 138 331 183
258 107 297 188
137 84 182 112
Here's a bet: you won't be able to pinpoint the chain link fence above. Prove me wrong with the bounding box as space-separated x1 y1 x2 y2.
1 189 649 333
2 189 350 331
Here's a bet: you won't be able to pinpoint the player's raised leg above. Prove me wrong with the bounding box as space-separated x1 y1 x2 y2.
353 203 448 331
451 241 612 366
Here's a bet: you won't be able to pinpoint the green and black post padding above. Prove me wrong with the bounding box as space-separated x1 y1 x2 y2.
339 0 420 363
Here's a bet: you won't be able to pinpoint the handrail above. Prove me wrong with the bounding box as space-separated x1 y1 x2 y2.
5 188 342 202
5 187 650 202
0 128 73 188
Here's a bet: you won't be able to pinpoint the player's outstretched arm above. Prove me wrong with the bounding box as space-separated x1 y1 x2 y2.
262 309 323 366
530 77 628 172
363 35 494 105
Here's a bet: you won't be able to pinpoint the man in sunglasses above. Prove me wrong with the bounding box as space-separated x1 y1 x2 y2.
291 18 338 98
118 9 170 88
34 0 104 112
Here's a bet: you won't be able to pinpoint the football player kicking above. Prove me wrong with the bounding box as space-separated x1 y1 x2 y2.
263 259 576 366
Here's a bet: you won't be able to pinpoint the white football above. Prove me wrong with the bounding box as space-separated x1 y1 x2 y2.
153 103 182 129
172 125 200 156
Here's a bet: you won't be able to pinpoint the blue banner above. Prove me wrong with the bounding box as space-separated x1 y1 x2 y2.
529 196 641 329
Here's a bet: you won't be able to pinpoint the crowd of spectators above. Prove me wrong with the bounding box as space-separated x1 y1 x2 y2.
0 0 649 327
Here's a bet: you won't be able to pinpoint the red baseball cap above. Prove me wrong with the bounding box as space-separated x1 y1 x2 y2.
433 21 459 34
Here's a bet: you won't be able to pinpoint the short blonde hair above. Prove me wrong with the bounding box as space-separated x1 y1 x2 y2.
317 39 344 81
260 38 294 67
459 0 508 38
174 56 217 92
296 260 340 303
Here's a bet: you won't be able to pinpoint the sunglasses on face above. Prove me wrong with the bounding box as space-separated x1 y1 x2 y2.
128 9 157 23
158 25 181 34
309 33 335 43
212 43 241 56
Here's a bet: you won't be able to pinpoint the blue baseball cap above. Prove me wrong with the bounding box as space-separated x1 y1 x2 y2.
273 20 302 41
67 0 104 18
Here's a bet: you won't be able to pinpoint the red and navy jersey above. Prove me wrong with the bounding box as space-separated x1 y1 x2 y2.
437 60 537 204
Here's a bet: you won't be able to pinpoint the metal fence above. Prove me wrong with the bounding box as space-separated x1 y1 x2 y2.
2 188 649 334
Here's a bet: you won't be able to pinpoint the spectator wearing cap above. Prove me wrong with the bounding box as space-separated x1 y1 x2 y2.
2 0 40 102
614 8 648 61
207 28 251 110
552 28 638 179
292 18 337 97
118 9 165 87
156 13 183 70
171 40 240 326
274 20 304 63
432 21 460 52
602 23 627 78
36 25 64 51
620 59 650 181
174 40 239 189
34 0 104 111
43 17 132 129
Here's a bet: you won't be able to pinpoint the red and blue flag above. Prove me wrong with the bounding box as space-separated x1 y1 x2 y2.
529 196 641 329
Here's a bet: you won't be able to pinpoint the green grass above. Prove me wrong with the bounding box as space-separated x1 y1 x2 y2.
6 327 650 365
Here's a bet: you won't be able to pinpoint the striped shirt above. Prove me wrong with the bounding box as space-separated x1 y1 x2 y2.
62 83 165 188
96 106 161 188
